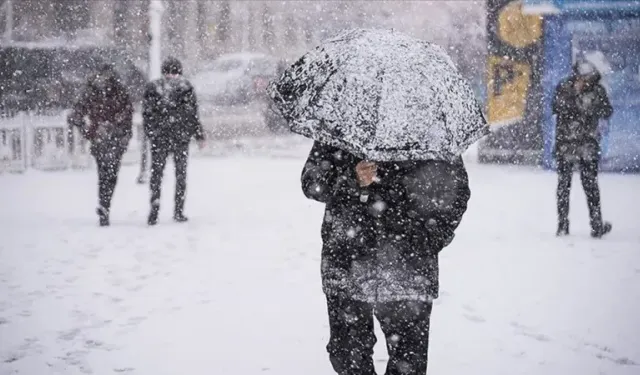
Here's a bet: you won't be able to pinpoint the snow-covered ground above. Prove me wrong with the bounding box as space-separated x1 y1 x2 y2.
1 138 639 375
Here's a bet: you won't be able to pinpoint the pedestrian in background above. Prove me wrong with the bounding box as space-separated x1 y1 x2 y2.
143 57 205 225
553 60 613 238
68 63 133 226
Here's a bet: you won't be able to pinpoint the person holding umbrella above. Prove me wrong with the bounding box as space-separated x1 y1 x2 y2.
269 29 488 375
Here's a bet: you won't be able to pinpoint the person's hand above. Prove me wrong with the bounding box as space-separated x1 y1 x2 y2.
355 161 377 187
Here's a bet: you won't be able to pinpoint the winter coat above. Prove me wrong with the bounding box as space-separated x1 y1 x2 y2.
67 71 134 144
301 141 470 303
552 72 613 160
143 75 205 145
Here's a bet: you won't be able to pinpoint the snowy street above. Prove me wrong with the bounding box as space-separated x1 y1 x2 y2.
1 138 640 375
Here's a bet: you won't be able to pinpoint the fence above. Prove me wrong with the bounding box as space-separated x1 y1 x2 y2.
0 110 144 173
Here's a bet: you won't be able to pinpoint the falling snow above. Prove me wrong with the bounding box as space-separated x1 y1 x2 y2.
1 1 639 375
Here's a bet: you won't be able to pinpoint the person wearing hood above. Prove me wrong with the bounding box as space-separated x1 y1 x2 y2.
67 63 133 226
143 57 206 225
552 60 613 238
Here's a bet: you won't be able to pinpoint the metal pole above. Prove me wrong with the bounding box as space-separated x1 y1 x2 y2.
148 0 165 81
4 0 13 43
138 0 164 184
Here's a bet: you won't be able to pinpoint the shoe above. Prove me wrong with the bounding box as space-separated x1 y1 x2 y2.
591 221 612 239
96 207 109 227
556 222 569 236
173 213 189 223
148 205 159 226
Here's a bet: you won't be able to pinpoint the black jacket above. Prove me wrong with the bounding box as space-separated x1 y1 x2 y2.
143 75 205 144
552 72 613 158
301 142 470 303
68 69 133 142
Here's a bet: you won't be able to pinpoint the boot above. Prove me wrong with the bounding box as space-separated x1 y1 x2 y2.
173 212 189 223
96 207 109 227
591 221 612 239
148 204 160 226
556 220 569 236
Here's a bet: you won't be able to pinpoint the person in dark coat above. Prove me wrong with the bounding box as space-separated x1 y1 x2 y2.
552 60 613 238
68 63 133 226
143 57 205 225
301 141 470 375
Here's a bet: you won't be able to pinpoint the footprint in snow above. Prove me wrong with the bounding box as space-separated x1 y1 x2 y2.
58 328 81 341
84 339 104 349
594 352 639 366
126 284 144 292
510 321 528 330
110 296 124 304
519 331 551 342
581 340 639 366
583 341 614 353
123 316 147 327
462 304 475 312
511 322 552 342
4 353 23 363
463 313 486 323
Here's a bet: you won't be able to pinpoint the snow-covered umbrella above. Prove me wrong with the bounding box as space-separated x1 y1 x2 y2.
268 28 489 162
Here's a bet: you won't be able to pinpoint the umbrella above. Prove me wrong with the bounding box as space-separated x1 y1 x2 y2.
268 28 489 162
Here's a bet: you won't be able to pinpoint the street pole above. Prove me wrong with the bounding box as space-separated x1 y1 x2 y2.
138 0 164 184
3 0 13 43
148 0 165 81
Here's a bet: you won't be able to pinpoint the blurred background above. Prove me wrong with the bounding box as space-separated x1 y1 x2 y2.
0 0 638 173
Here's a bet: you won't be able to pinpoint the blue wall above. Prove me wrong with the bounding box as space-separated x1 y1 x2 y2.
540 8 640 172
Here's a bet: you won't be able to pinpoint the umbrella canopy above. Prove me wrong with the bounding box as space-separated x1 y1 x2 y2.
268 28 489 162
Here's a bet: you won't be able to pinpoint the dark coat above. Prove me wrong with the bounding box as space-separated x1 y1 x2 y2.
301 141 470 303
552 72 613 160
143 76 205 145
67 70 133 143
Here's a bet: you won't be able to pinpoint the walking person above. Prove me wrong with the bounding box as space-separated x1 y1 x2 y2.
68 63 133 226
301 142 471 375
143 57 205 225
553 60 613 238
268 29 488 374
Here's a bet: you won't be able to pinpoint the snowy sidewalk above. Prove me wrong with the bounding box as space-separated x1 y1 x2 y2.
1 150 639 375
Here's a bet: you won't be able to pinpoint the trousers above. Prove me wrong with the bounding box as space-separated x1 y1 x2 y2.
326 294 433 375
556 155 603 230
149 140 189 215
91 137 127 211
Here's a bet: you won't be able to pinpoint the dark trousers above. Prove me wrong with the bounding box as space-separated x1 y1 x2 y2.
556 156 603 230
91 141 126 212
149 141 189 215
326 295 433 375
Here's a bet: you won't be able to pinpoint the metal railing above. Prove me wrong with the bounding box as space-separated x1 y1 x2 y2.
0 110 143 173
